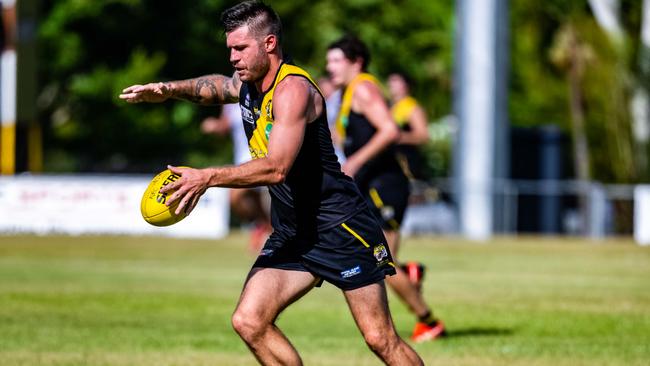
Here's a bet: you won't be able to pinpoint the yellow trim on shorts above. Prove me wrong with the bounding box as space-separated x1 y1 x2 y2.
341 223 370 248
369 188 400 230
369 188 384 208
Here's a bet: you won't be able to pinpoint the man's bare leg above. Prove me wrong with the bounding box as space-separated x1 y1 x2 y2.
383 230 431 318
232 268 319 365
344 281 424 365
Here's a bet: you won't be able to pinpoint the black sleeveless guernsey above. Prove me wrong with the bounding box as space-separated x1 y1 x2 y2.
335 73 404 183
238 62 367 236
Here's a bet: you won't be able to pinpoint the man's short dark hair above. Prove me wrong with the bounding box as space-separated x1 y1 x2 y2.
391 71 413 89
328 35 371 71
221 1 282 42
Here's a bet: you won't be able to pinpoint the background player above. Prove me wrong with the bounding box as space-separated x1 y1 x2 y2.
326 35 446 342
387 72 430 182
201 103 272 252
387 71 432 290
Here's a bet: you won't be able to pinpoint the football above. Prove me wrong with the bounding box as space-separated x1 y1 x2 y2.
140 168 187 227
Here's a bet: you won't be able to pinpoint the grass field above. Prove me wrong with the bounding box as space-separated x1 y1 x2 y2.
0 233 649 366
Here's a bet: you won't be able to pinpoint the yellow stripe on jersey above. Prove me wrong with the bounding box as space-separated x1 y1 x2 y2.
391 96 418 128
248 63 322 159
341 222 371 248
335 73 382 140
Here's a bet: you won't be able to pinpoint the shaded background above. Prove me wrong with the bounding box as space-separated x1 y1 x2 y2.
3 0 650 236
35 0 455 174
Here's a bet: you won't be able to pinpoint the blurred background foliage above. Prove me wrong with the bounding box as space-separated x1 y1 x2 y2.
36 0 647 184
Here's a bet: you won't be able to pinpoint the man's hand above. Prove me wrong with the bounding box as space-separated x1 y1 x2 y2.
345 81 399 172
119 82 171 103
342 155 363 178
120 73 241 105
159 165 209 215
201 116 231 136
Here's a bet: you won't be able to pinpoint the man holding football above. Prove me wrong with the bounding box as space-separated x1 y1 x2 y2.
119 1 423 365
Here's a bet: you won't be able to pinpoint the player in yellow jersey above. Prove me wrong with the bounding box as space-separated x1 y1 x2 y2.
327 36 445 342
388 72 430 181
387 72 432 291
119 1 422 364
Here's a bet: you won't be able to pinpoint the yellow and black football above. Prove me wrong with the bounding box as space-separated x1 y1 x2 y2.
140 168 188 227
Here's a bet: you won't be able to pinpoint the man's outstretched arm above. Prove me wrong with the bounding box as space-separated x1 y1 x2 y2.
119 72 241 105
160 76 318 215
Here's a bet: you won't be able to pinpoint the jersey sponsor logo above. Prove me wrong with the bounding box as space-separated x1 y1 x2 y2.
264 123 273 140
373 244 388 262
242 107 255 125
340 115 349 128
340 265 362 279
259 248 274 256
265 99 272 118
249 147 267 159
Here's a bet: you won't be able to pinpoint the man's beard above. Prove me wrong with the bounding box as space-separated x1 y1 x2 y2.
247 48 271 84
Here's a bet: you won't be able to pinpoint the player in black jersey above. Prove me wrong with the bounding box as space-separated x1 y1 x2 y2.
327 36 446 342
387 72 430 182
119 1 422 364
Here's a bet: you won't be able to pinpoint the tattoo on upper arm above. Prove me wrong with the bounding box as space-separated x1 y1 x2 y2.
195 78 219 104
171 80 203 104
231 72 242 91
222 78 238 104
172 75 239 105
223 73 241 104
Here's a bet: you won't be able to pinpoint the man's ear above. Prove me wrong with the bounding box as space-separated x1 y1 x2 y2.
353 57 364 73
264 34 277 53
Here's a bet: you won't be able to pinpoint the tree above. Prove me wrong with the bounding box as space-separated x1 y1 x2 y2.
36 0 455 173
511 0 645 184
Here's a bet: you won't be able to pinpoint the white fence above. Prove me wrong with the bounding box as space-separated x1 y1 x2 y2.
0 174 229 239
2 174 648 245
635 185 650 245
402 179 650 245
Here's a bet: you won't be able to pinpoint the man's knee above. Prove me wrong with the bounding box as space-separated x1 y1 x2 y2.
231 308 268 342
363 328 395 354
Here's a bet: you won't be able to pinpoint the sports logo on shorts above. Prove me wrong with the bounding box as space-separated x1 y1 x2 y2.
373 244 388 262
340 265 362 279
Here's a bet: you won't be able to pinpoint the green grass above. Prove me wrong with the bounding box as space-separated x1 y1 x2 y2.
0 234 649 365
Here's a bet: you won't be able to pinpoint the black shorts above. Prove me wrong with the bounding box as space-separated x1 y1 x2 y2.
253 210 396 290
362 172 410 231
